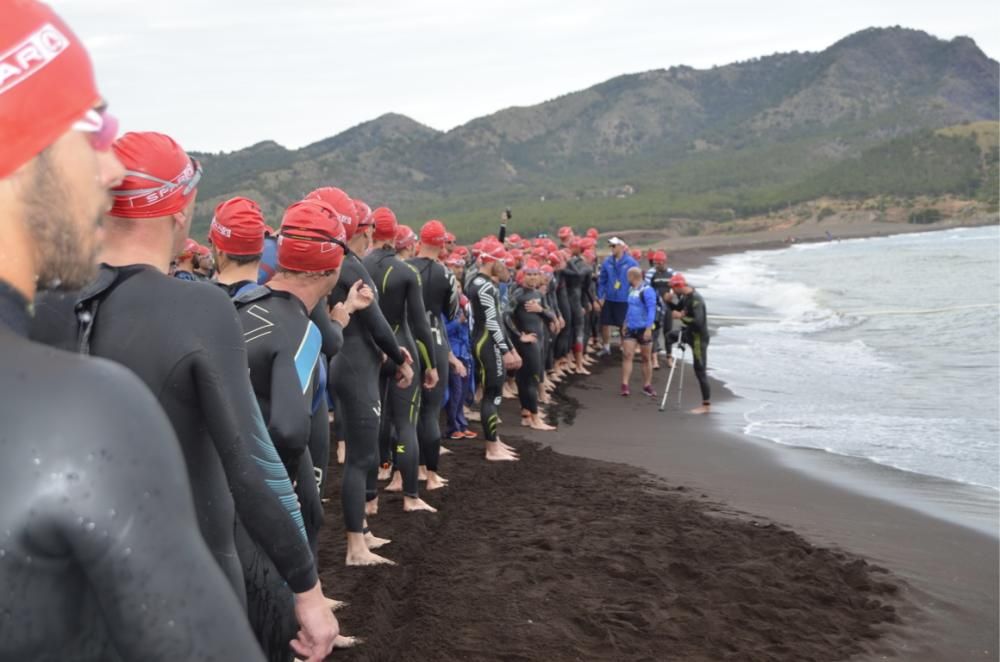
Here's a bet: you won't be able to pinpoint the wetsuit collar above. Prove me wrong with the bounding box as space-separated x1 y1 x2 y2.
266 287 309 315
0 279 31 338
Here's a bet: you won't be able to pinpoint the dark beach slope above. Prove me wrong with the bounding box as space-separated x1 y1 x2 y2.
541 361 999 661
317 370 907 661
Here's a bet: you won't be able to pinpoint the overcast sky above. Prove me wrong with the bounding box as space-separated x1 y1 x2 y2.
56 0 998 154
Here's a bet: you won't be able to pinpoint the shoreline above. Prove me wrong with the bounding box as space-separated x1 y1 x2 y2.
530 228 997 659
536 360 998 660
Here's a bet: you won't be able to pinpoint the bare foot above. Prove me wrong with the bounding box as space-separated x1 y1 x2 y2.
690 404 711 415
466 409 481 422
325 597 347 612
364 531 392 550
521 415 532 427
384 472 402 493
333 635 361 649
418 465 429 481
485 441 518 462
498 439 518 454
403 496 438 513
346 548 395 566
528 416 556 431
426 472 449 490
439 446 453 456
575 366 592 375
377 464 392 481
365 498 379 516
336 440 345 465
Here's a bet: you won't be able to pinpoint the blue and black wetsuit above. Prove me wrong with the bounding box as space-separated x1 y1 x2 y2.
10 279 265 661
363 247 436 498
408 255 460 471
234 286 336 661
31 265 317 601
327 253 407 533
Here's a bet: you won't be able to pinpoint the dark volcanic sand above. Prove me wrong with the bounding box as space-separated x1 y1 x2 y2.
316 390 902 661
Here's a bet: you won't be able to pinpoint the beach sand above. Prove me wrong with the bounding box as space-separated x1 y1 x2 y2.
316 365 921 661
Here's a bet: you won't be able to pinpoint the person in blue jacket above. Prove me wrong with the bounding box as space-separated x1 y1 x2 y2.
445 295 476 439
620 267 658 397
596 237 639 357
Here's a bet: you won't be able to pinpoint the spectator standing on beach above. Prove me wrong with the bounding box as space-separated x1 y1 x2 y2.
620 267 658 397
596 237 639 356
668 273 711 414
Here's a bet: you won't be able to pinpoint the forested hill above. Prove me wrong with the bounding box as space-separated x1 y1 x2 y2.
189 27 999 240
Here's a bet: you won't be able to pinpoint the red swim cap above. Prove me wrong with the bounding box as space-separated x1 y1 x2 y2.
372 206 397 242
583 249 596 262
0 0 100 179
455 246 469 257
522 259 541 273
586 228 598 239
353 199 373 231
479 243 507 264
568 237 583 251
653 250 667 264
210 196 265 256
669 273 688 289
277 200 347 272
630 249 642 260
109 132 201 219
444 231 456 244
420 219 448 247
306 187 358 239
395 224 417 251
177 237 199 261
557 226 573 239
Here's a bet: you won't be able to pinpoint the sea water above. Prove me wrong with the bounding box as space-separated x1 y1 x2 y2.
685 226 1000 493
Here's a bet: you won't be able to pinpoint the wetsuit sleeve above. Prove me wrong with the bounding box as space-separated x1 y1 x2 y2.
310 302 344 357
405 267 437 371
189 292 317 593
266 341 313 477
503 290 521 336
444 268 461 321
59 360 265 661
556 280 570 320
480 281 510 354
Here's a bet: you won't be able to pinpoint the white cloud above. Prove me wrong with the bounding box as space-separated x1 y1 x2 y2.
52 0 999 153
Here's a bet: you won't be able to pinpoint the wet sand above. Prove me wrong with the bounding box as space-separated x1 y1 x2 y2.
317 371 909 661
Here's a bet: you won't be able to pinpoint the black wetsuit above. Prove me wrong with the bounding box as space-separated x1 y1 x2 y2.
561 256 587 353
30 265 317 602
468 273 510 441
672 289 710 403
408 255 460 472
505 285 553 414
363 247 436 498
3 281 265 661
327 253 406 533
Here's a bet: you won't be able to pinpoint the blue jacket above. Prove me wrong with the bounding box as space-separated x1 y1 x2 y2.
446 313 472 363
625 284 657 331
597 254 639 303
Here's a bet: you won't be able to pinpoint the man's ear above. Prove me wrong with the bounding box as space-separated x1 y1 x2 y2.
171 209 191 234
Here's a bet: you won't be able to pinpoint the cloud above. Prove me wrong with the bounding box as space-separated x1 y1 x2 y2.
53 0 999 152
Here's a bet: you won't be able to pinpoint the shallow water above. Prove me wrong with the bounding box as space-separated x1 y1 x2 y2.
685 226 1000 492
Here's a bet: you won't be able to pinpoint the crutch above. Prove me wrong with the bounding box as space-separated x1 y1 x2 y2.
658 333 686 412
676 339 686 408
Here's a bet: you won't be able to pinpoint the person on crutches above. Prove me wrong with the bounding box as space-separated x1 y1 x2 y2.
668 273 711 415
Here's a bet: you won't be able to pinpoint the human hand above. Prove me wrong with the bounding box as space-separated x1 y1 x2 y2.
520 333 538 344
525 300 543 313
423 368 439 390
345 280 374 313
290 583 338 661
502 351 520 371
643 329 652 342
400 347 414 365
395 362 414 389
672 311 683 320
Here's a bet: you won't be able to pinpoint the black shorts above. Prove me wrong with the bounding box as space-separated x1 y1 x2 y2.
600 301 628 327
624 328 653 345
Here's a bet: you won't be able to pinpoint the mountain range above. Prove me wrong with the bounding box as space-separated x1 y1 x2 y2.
190 26 999 240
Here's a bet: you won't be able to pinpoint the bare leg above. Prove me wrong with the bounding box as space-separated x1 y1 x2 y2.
621 339 636 387
336 440 345 465
640 344 653 387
